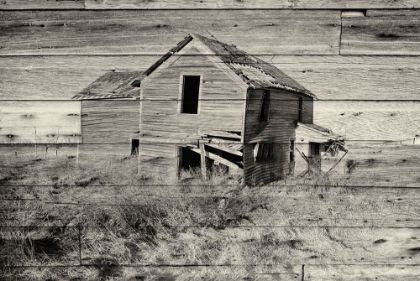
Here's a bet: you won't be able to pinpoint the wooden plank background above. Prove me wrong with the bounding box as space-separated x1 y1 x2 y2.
1 1 420 280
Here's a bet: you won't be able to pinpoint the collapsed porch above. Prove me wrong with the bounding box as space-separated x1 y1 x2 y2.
295 122 348 177
177 130 243 179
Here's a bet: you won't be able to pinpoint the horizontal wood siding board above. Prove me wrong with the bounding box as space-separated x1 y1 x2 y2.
306 264 420 281
243 89 307 184
0 144 78 159
76 227 420 266
0 0 85 9
341 10 420 55
2 56 420 101
0 101 81 144
18 222 418 266
84 0 420 9
140 48 245 148
1 100 419 144
2 0 419 9
314 101 420 142
139 143 178 179
81 100 139 144
0 10 340 55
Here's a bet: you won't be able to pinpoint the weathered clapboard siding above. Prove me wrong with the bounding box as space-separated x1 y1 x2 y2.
80 100 139 144
140 44 246 174
84 0 420 9
3 55 420 101
138 143 179 178
1 100 417 147
242 89 313 184
0 101 81 144
0 10 340 55
341 10 420 55
76 144 135 167
78 100 139 163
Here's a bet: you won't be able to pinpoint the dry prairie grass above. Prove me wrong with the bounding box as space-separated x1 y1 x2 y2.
1 150 419 280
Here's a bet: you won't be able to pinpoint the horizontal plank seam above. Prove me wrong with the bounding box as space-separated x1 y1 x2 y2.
2 225 420 229
1 263 420 268
2 99 420 102
1 184 420 188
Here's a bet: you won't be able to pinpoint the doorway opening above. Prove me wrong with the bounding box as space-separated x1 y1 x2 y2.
178 147 201 175
131 139 139 156
309 142 321 172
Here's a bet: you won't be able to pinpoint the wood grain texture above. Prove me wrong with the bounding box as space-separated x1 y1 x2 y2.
315 101 420 142
0 98 420 145
243 89 314 184
0 10 340 55
341 10 420 55
1 100 417 144
306 264 420 281
78 227 420 265
5 186 420 225
1 264 419 281
81 100 139 144
2 56 420 101
2 5 420 280
0 101 81 144
0 0 84 9
84 0 420 9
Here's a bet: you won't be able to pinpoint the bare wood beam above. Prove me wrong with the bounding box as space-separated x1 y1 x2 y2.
204 142 243 157
202 150 242 171
199 141 208 180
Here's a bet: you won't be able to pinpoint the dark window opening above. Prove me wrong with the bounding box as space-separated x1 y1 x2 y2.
131 139 139 156
290 140 295 163
253 143 274 162
310 142 320 157
179 147 201 171
181 75 200 114
298 97 303 122
259 90 270 122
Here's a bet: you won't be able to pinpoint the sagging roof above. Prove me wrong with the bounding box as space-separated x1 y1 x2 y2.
72 71 142 100
192 34 315 98
73 34 315 100
296 122 345 142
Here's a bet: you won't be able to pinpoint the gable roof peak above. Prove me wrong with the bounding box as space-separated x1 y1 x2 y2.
73 33 315 100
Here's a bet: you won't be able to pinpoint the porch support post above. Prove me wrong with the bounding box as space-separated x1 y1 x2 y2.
199 141 208 180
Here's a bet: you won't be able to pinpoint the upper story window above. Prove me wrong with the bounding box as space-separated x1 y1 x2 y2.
181 75 201 114
298 97 303 122
259 90 270 122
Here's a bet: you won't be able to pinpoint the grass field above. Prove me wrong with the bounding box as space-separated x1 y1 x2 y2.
1 144 420 280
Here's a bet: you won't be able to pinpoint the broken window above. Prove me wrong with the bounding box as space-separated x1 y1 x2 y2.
253 143 274 162
181 75 201 114
131 139 139 156
259 90 270 122
298 97 303 122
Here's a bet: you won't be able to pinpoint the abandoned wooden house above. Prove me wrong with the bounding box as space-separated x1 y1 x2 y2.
73 33 347 184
